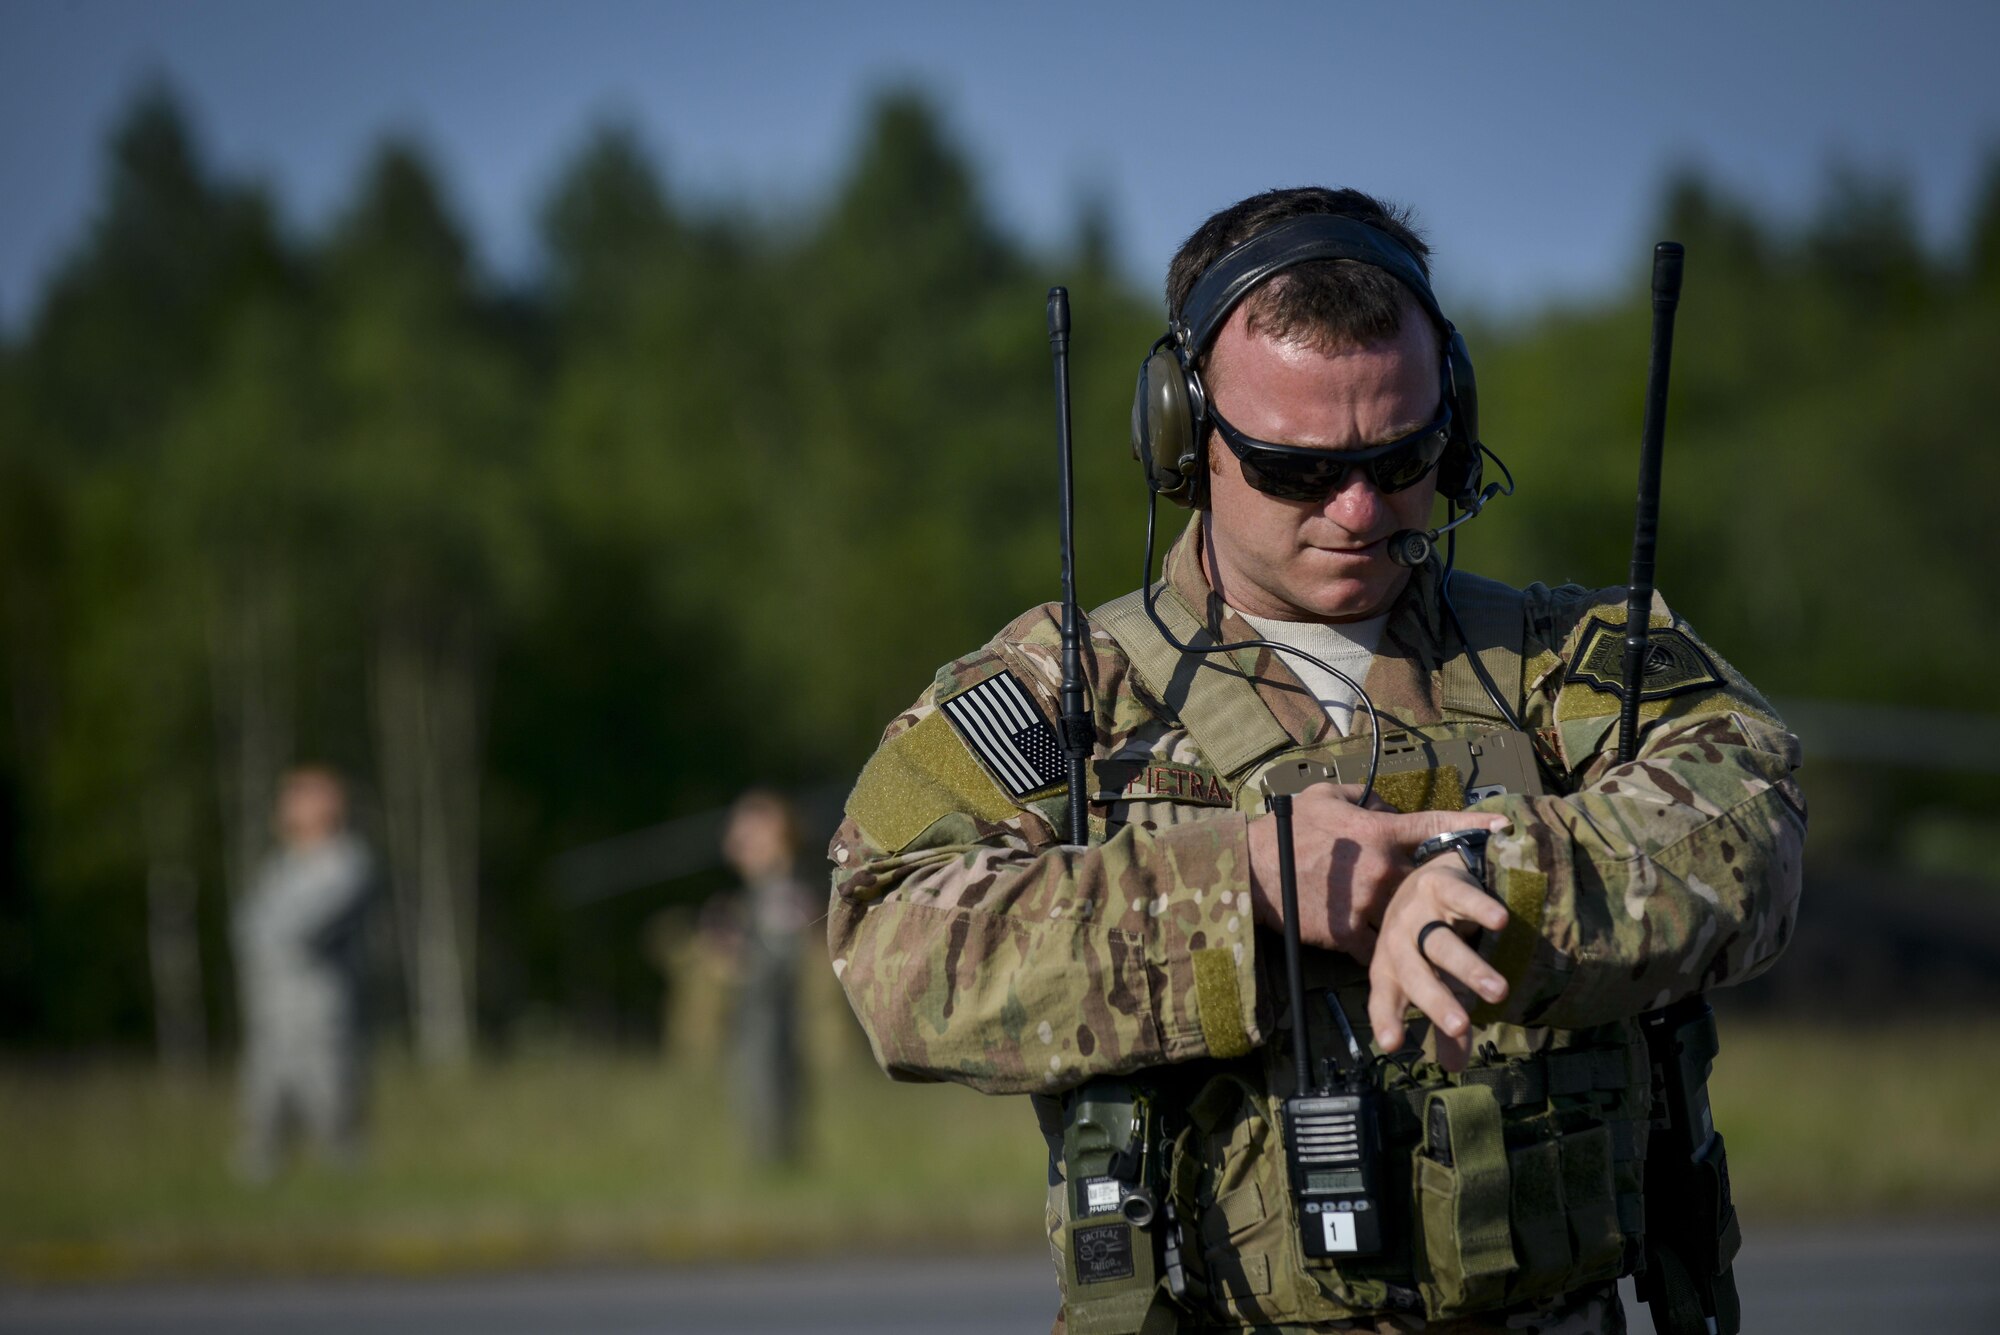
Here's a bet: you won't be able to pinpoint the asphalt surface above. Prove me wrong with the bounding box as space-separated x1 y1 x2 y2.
5 1223 1997 1333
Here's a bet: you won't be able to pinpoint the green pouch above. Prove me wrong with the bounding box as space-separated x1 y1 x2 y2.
1559 1122 1623 1291
1185 1075 1289 1325
1493 1120 1624 1305
1506 1136 1569 1300
1060 1082 1172 1335
1413 1085 1518 1318
1060 1212 1169 1335
1181 1073 1360 1328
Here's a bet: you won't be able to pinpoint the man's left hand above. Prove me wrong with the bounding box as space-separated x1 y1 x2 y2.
1367 861 1511 1072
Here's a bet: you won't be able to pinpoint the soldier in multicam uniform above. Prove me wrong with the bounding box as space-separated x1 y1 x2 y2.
828 187 1804 1334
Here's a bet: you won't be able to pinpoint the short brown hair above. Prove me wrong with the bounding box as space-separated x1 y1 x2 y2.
1166 186 1433 358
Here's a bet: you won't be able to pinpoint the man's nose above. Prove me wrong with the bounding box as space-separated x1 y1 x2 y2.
1321 472 1392 533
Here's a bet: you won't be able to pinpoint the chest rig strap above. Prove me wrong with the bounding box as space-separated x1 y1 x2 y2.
1093 574 1535 781
1090 586 1295 779
1436 572 1531 725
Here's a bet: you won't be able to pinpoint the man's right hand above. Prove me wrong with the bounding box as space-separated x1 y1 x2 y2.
1245 784 1509 962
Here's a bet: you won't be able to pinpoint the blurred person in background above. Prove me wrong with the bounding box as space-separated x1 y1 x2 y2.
648 895 744 1070
232 765 375 1183
721 788 817 1166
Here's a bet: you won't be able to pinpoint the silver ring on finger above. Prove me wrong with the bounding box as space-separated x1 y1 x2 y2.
1416 919 1454 968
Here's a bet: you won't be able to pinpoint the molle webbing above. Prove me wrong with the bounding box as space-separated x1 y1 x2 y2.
1378 1099 1648 1166
1437 573 1530 723
1375 1047 1647 1141
1459 1046 1642 1105
1401 1047 1654 1260
1090 587 1294 778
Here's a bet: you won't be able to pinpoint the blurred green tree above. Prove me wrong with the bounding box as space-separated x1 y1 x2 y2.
321 140 537 1065
4 79 1996 1053
7 85 295 1051
1968 146 2000 302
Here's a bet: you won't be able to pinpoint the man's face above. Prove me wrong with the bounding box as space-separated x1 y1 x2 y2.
1201 298 1442 622
723 805 793 880
277 772 345 848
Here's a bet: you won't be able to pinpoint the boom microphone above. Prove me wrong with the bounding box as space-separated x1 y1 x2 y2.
1386 478 1505 567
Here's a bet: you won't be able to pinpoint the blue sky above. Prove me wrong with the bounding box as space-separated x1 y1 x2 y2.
3 0 1997 329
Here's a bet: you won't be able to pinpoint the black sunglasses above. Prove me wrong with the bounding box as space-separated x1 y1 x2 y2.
1209 380 1453 501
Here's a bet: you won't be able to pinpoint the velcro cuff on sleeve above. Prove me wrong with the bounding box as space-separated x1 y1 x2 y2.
1192 947 1253 1058
1471 867 1549 1026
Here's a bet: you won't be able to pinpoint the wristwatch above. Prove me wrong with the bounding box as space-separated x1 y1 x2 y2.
1411 828 1491 882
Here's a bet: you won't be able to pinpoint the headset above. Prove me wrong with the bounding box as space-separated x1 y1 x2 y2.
1130 214 1489 538
1127 210 1524 731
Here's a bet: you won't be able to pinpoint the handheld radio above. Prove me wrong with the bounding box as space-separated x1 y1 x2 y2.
1268 793 1389 1258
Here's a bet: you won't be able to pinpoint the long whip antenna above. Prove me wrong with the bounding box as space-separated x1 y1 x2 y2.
1618 243 1684 764
1048 288 1093 843
1619 244 1744 1335
1269 794 1313 1094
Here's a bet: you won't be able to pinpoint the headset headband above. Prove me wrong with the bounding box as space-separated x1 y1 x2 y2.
1177 214 1448 354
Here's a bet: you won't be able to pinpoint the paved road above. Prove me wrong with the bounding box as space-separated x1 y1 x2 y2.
1625 1221 2000 1334
6 1224 1996 1333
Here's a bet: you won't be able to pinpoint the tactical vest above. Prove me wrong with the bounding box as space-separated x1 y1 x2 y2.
1048 579 1653 1334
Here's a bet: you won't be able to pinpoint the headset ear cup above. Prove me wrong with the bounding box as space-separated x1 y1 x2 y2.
1439 328 1482 506
1447 329 1479 450
1130 363 1154 468
1134 346 1200 507
1437 437 1482 507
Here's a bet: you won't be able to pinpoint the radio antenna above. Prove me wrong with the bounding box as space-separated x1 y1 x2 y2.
1269 794 1314 1095
1618 244 1744 1335
1048 288 1094 843
1618 243 1684 764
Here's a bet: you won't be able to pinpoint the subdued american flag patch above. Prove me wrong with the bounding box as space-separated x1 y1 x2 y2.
940 671 1066 799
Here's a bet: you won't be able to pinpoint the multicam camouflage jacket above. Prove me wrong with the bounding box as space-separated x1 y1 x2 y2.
827 514 1804 1331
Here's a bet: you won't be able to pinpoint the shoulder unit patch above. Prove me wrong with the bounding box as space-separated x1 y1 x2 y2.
940 670 1067 799
1566 619 1723 701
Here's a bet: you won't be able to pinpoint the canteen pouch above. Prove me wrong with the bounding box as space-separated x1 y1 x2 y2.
1412 1084 1516 1317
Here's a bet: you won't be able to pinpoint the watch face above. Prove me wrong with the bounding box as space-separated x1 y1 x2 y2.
1415 828 1489 870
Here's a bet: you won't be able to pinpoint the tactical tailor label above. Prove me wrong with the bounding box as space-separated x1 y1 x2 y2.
940 671 1066 798
1073 1221 1136 1283
1566 620 1722 701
